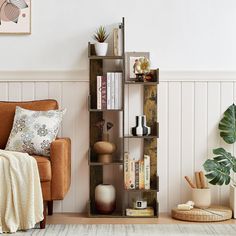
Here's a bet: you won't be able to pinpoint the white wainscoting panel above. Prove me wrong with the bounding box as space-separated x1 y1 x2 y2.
1 72 236 213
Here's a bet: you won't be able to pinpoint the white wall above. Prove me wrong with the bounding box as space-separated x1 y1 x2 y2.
0 0 236 70
1 1 236 213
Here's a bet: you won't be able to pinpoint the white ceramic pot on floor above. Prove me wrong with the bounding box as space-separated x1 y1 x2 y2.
95 42 108 56
230 184 236 218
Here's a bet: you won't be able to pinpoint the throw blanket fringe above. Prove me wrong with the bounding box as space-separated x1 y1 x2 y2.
0 150 43 233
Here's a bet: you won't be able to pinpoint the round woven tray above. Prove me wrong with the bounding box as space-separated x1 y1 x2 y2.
171 205 232 222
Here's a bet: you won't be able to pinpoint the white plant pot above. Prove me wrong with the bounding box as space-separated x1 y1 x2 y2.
95 42 108 56
192 188 211 208
230 184 236 219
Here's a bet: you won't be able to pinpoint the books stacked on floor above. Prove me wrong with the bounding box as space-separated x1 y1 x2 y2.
124 153 150 190
97 72 122 110
126 207 154 217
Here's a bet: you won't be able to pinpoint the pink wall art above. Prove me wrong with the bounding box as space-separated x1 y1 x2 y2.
0 0 31 34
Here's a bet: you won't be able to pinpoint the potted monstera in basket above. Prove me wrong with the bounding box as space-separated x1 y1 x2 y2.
93 26 109 56
203 104 236 218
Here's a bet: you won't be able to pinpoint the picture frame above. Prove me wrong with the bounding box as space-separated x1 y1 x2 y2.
0 0 31 35
125 52 150 81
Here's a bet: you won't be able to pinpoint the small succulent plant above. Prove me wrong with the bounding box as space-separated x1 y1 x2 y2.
93 26 109 43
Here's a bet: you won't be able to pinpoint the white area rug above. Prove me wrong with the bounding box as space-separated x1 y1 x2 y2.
4 224 236 236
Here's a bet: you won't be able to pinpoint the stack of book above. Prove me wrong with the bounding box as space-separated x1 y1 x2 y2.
96 72 122 110
126 207 154 217
124 153 150 190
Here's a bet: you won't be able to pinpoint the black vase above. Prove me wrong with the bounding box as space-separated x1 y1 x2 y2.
131 115 150 136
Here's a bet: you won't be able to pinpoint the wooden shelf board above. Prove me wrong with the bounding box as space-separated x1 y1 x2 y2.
89 108 123 112
89 55 124 60
124 189 158 193
125 81 159 85
123 135 158 139
89 161 123 166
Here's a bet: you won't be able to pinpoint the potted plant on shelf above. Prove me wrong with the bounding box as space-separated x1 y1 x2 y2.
93 26 109 56
203 104 236 218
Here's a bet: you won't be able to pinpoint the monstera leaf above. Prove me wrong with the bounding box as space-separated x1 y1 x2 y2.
203 159 231 185
219 104 236 144
212 148 236 172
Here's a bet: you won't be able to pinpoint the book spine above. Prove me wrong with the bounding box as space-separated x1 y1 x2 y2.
114 73 119 109
113 28 119 56
107 73 111 109
97 76 102 109
139 160 144 189
126 208 154 217
135 161 139 189
101 76 107 109
124 152 130 189
118 72 122 109
129 159 135 189
144 155 150 190
111 73 115 109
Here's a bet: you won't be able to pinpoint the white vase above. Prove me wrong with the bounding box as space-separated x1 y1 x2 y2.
95 42 108 56
230 184 236 219
95 184 116 214
192 188 211 208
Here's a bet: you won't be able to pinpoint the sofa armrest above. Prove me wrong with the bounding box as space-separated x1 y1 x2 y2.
50 137 71 199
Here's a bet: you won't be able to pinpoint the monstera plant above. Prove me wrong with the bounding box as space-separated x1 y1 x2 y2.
203 104 236 186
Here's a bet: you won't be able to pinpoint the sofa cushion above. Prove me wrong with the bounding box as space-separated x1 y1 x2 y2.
5 106 65 156
34 155 52 182
0 100 58 149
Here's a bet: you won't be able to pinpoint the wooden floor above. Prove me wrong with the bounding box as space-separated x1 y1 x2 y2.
47 213 236 224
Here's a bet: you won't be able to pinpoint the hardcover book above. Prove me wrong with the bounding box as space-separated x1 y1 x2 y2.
96 76 102 109
101 76 107 109
126 207 154 217
144 155 150 190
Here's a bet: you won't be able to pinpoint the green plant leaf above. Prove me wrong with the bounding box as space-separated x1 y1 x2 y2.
219 103 236 144
203 159 231 185
212 148 236 170
93 26 109 43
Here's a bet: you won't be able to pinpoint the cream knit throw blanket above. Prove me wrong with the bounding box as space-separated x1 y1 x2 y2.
0 150 44 233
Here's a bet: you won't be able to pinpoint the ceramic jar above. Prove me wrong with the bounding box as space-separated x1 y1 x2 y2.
95 184 116 214
95 42 108 56
93 133 116 163
192 188 211 208
131 115 151 136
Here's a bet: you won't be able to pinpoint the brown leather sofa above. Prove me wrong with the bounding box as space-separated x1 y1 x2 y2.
0 100 71 228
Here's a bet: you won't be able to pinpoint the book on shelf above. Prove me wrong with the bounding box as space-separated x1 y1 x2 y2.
113 26 123 56
144 155 150 190
126 207 154 217
124 153 150 190
96 72 122 110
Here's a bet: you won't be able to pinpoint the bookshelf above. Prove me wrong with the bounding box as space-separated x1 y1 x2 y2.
88 17 159 218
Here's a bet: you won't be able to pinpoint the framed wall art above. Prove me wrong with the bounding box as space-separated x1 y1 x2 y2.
0 0 31 34
125 52 150 81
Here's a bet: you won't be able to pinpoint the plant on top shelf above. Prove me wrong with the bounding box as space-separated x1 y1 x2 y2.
203 104 236 217
93 26 109 56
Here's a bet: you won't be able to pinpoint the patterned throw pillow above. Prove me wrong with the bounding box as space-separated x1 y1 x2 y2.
5 106 66 157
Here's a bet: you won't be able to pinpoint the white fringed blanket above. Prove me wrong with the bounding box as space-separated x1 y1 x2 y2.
0 150 43 233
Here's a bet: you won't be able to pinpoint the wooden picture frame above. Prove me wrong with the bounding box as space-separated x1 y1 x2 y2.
125 52 150 81
0 0 31 35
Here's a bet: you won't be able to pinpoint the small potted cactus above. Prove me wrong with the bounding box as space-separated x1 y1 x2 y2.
93 26 109 56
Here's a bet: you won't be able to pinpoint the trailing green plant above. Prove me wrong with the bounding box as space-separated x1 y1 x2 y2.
93 26 109 43
203 104 236 186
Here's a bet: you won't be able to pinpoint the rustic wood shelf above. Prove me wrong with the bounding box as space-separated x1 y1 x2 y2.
88 17 159 219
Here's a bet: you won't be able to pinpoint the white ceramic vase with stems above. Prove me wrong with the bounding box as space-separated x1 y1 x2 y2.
95 42 108 56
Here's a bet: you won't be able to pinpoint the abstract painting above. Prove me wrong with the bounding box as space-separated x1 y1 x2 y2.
0 0 31 34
